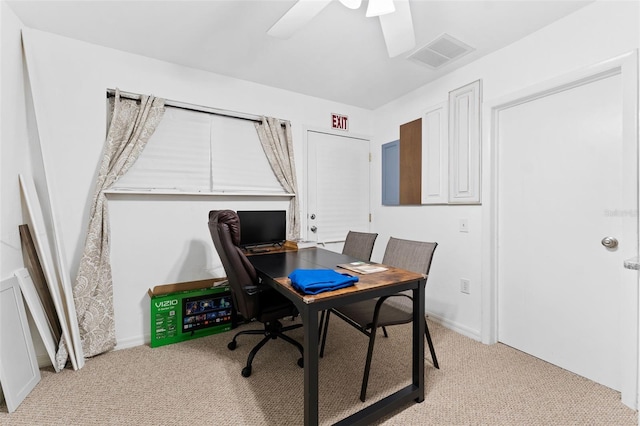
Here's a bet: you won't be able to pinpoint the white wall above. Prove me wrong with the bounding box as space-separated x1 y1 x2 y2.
0 2 54 367
20 28 373 348
370 0 640 340
1 3 32 280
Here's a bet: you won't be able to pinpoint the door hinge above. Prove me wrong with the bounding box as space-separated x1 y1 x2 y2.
369 213 372 222
369 152 372 162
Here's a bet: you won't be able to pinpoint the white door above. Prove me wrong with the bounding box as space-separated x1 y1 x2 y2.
306 130 370 250
497 70 633 392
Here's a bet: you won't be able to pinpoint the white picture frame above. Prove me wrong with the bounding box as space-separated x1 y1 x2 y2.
14 268 60 372
18 173 77 370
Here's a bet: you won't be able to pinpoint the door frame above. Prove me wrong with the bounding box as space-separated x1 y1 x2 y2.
301 126 371 242
481 51 639 408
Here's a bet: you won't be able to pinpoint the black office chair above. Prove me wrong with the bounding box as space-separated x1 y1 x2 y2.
342 231 378 261
320 237 439 401
208 210 303 377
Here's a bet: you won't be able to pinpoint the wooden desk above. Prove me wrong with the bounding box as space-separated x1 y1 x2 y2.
248 248 426 426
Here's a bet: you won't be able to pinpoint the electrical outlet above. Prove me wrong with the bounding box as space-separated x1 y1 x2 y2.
459 219 469 233
460 279 470 294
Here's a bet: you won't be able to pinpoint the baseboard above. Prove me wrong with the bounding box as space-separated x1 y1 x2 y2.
37 351 52 368
114 335 148 351
115 317 481 351
426 311 482 342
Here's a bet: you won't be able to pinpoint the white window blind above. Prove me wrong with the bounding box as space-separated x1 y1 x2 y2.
210 115 283 193
114 107 211 191
111 106 285 194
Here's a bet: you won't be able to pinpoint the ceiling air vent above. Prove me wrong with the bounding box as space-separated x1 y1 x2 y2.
409 33 474 69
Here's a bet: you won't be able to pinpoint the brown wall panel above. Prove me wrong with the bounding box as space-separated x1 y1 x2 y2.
399 118 422 204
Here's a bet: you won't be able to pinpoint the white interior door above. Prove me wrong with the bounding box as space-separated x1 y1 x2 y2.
497 70 633 392
306 130 370 250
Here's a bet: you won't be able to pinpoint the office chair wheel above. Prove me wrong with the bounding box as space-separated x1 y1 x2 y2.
228 341 237 350
241 366 252 377
297 357 304 368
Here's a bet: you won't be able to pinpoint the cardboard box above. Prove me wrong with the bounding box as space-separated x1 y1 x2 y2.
148 278 232 348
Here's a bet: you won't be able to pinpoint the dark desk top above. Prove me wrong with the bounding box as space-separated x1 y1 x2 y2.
248 248 425 305
247 248 359 278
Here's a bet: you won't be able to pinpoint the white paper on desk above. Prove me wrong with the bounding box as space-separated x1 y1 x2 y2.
337 262 388 274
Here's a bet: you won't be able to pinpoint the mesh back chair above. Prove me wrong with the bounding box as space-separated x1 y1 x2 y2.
208 210 304 377
342 231 378 261
317 231 379 339
320 237 439 401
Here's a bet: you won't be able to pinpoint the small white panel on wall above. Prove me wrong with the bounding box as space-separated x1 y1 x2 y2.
421 102 448 204
0 275 41 413
449 80 481 204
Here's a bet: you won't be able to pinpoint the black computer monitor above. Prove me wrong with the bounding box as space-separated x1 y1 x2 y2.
237 210 286 248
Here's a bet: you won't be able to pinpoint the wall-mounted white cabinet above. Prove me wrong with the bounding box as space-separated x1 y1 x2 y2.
382 81 481 206
381 80 481 206
448 80 482 204
421 102 449 204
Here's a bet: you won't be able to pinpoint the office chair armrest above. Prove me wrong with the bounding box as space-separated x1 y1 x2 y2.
243 282 273 296
370 295 395 330
244 285 259 296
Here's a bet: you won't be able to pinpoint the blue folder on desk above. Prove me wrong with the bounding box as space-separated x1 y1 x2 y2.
288 269 359 295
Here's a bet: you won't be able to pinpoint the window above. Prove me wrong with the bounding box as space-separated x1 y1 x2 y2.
112 106 285 194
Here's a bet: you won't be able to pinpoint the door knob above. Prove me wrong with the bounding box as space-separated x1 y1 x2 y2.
310 226 317 233
601 236 619 249
310 214 316 220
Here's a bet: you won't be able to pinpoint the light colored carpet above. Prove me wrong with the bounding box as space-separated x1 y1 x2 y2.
1 319 637 425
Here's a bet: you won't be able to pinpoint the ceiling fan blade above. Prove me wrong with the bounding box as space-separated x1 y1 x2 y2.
378 0 416 58
338 0 362 10
267 0 332 39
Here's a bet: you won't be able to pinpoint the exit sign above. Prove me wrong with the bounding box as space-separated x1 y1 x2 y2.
331 113 349 131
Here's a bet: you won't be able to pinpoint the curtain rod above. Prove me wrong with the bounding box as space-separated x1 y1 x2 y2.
106 88 290 125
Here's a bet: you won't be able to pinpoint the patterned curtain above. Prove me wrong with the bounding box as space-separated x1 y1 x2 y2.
255 117 300 240
73 89 165 357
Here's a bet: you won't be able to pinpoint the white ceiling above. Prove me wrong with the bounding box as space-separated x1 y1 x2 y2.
8 0 593 109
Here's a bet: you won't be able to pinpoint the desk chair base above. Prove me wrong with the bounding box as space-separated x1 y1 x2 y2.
228 319 304 377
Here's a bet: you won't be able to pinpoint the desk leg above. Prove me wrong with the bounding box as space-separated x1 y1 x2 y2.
303 307 319 426
413 280 426 403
